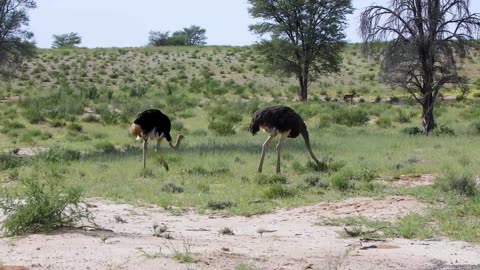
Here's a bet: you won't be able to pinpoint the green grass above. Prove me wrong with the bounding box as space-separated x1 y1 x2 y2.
1 45 480 243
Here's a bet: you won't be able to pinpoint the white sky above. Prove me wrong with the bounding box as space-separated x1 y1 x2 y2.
29 0 480 48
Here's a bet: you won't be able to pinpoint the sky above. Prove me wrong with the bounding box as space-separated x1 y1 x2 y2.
29 0 480 49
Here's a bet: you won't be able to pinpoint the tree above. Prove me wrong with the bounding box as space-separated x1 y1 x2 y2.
148 30 170 46
181 25 207 45
361 0 480 134
248 0 353 101
0 0 36 78
52 32 82 48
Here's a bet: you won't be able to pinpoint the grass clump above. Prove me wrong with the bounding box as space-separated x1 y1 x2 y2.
0 172 93 236
435 171 477 197
303 174 329 189
39 146 81 163
207 200 237 210
0 153 23 170
401 126 423 135
254 174 287 185
160 182 184 194
262 184 296 199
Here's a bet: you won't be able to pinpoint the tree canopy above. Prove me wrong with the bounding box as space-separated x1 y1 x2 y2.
149 25 207 46
248 0 353 101
361 0 480 134
52 32 82 48
0 0 36 78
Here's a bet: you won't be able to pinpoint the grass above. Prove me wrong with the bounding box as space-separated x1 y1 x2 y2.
1 45 480 243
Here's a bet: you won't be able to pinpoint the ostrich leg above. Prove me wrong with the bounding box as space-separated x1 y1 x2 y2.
143 138 148 169
275 131 290 174
258 134 276 173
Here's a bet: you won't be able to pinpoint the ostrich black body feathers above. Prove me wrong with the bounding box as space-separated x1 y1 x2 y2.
250 105 306 138
134 109 172 141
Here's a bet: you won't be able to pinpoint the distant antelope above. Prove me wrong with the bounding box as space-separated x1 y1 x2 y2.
343 93 355 104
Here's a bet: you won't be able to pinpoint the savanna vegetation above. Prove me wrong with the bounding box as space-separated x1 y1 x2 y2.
0 0 480 245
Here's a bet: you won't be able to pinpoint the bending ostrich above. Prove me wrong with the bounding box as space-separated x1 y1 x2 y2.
130 109 184 170
250 105 322 174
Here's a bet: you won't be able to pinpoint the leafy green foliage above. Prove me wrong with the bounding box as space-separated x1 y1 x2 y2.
0 0 36 78
254 174 287 185
435 172 478 197
52 32 82 48
207 200 237 210
262 184 296 199
248 0 353 100
0 153 23 170
160 183 184 194
0 172 93 236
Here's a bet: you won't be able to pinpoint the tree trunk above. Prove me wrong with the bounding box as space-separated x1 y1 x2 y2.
422 94 436 135
298 74 308 101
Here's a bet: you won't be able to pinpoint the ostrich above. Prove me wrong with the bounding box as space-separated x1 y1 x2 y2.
130 109 184 170
250 105 322 174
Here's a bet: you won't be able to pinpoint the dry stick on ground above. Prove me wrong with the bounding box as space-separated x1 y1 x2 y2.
343 226 393 237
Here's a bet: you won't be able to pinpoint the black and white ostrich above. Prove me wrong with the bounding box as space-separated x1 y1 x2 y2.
250 105 322 174
130 109 184 170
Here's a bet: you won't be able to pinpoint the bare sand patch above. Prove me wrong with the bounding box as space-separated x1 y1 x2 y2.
0 197 478 270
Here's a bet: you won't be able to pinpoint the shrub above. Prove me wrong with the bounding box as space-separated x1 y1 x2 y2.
94 141 116 153
262 184 296 199
435 172 477 197
0 173 93 236
433 125 456 136
254 174 287 185
0 153 23 170
471 121 480 135
331 107 369 127
67 122 83 132
207 200 237 210
161 182 184 193
303 175 329 188
376 116 392 128
208 121 236 136
39 147 81 163
401 126 423 136
23 108 45 124
394 109 411 123
330 169 356 191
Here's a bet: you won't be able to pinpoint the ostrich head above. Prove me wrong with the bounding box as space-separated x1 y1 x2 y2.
249 119 260 135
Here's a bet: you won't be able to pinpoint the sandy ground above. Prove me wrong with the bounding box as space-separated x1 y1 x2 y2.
1 194 479 270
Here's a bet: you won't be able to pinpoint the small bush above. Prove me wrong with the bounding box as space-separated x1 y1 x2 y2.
207 121 236 136
330 169 356 191
331 107 369 127
470 121 480 135
0 153 23 170
254 174 287 185
304 175 329 189
207 200 237 210
161 182 184 193
0 173 93 236
94 141 116 153
67 122 83 132
187 166 210 175
435 172 477 197
40 147 81 163
376 116 392 128
394 109 411 123
433 125 456 136
401 126 423 136
262 184 296 199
